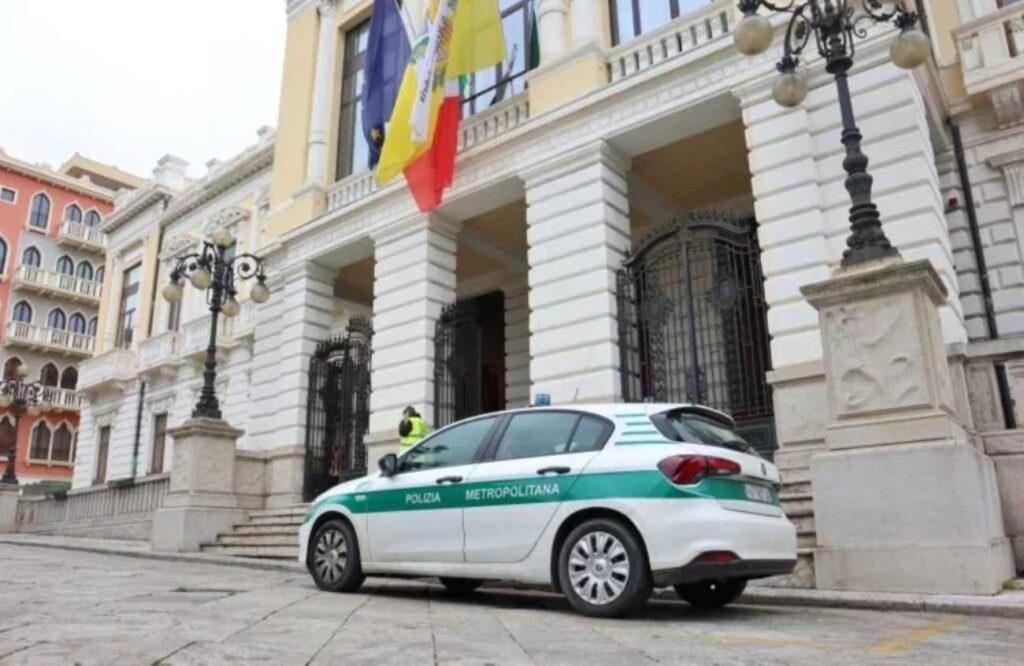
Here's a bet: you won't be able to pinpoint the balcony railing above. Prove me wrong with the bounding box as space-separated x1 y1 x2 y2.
4 321 95 356
13 265 101 303
607 0 735 82
58 220 106 252
137 331 180 373
37 386 84 411
955 3 1024 96
180 314 236 358
79 348 137 391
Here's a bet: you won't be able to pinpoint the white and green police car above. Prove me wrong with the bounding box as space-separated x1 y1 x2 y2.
299 404 796 617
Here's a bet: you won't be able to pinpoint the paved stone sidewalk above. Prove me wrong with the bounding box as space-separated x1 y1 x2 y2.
2 543 1024 664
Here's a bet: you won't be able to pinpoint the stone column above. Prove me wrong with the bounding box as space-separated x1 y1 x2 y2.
522 141 630 404
151 418 245 552
570 0 601 49
537 0 568 62
802 259 1014 594
366 214 459 464
306 0 338 185
0 485 18 533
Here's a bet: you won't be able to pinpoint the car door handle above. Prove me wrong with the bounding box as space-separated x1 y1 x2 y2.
537 466 571 476
435 475 463 484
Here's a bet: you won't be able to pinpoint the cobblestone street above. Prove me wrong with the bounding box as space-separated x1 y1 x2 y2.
0 544 1021 664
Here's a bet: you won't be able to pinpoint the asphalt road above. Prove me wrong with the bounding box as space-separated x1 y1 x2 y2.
0 543 1020 665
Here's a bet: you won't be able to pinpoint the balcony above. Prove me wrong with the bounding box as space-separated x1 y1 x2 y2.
955 3 1024 125
37 386 84 412
58 219 106 253
78 349 137 393
179 314 237 359
4 321 94 357
137 331 181 375
13 265 101 304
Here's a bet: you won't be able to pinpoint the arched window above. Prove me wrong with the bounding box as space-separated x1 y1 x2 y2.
30 421 51 461
29 193 51 229
87 317 98 336
39 362 60 387
76 260 94 281
47 308 66 330
95 266 105 284
2 358 23 380
51 423 74 463
0 237 7 274
55 255 74 275
60 366 78 390
12 301 32 323
84 210 101 227
69 313 87 334
0 417 14 456
65 204 83 223
22 246 41 267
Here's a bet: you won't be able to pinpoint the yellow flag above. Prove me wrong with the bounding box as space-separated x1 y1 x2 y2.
448 0 506 76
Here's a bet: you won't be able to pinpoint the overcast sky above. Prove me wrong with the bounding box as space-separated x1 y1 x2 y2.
0 1 286 180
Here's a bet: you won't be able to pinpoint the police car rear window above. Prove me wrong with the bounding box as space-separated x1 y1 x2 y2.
650 409 759 457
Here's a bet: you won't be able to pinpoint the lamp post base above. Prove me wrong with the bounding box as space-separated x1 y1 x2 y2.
0 484 19 534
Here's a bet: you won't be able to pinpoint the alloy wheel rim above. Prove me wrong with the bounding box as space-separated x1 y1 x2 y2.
568 531 630 605
314 528 348 583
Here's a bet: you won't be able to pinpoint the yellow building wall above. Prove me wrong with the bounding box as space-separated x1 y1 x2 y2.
135 230 163 344
94 255 116 354
927 0 963 65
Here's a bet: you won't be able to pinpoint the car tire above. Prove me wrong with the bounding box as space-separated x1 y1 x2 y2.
673 579 747 610
439 577 484 595
309 518 365 593
558 518 652 618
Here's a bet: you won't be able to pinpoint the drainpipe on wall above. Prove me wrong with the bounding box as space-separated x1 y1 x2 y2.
130 380 146 480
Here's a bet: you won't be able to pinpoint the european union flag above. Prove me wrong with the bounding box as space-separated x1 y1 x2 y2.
361 0 411 169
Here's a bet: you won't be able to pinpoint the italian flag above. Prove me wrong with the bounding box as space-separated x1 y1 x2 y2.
376 0 506 212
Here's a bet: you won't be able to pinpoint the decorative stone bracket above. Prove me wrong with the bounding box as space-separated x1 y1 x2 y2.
988 148 1024 208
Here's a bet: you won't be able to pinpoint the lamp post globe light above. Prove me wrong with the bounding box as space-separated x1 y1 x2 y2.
1 363 42 485
734 0 930 266
164 231 270 420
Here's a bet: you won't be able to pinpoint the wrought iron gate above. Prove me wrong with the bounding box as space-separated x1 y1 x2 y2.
303 317 372 501
616 211 776 457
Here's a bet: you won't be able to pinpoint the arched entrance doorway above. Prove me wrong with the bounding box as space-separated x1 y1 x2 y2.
616 211 776 457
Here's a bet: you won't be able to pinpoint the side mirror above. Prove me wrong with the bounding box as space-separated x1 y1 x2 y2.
378 453 398 478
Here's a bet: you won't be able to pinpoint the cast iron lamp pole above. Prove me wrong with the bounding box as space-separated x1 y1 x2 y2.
163 229 271 420
1 363 42 485
734 0 931 266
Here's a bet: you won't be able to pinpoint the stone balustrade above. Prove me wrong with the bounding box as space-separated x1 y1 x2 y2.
14 265 102 303
955 2 1024 125
37 386 84 411
4 321 94 357
179 314 237 358
137 331 180 372
79 349 137 392
58 219 106 252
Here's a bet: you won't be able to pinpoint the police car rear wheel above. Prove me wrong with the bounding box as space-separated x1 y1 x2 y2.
558 518 652 618
439 577 484 595
310 519 365 593
673 579 747 610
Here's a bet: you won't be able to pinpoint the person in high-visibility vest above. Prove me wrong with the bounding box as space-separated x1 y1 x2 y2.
398 406 429 453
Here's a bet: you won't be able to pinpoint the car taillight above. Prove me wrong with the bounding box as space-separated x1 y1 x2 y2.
693 551 738 564
657 455 742 485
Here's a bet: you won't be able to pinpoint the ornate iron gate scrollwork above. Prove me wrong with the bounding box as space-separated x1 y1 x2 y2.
303 317 372 501
616 211 777 458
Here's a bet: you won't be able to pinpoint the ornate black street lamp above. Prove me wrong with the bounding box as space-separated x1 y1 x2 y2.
163 228 270 420
734 1 931 266
1 363 42 485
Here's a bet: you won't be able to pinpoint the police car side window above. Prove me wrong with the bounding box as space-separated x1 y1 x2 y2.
568 416 611 453
494 413 581 461
400 416 496 472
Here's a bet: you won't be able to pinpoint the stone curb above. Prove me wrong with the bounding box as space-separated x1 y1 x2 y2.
3 536 1021 619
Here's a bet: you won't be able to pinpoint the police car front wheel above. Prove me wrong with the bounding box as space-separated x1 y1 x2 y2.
310 519 365 593
558 518 652 618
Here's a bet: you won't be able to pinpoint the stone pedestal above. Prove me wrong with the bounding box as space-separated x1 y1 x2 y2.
151 418 244 552
0 484 18 534
802 259 1014 594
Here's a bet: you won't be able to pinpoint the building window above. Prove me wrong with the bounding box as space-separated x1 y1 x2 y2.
609 0 712 46
87 317 98 337
22 246 41 267
0 418 14 456
94 425 110 484
95 266 105 284
462 0 537 116
51 423 73 463
84 210 101 227
167 298 181 333
69 313 87 334
116 264 142 348
28 193 50 229
336 20 371 180
150 413 168 474
76 260 94 281
60 366 78 390
0 238 7 274
56 255 75 275
29 422 51 461
39 363 60 386
3 358 22 380
47 308 67 331
0 187 15 203
66 204 83 223
12 301 32 323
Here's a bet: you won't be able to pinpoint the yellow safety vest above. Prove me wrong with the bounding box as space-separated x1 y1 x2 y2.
399 416 429 451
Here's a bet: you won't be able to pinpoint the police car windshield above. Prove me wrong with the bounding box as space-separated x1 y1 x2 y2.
650 409 759 457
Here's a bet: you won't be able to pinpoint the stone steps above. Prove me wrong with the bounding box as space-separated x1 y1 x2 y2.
200 504 308 561
200 545 298 559
216 533 297 547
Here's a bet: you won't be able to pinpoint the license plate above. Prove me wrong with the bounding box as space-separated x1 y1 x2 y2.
744 483 773 503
